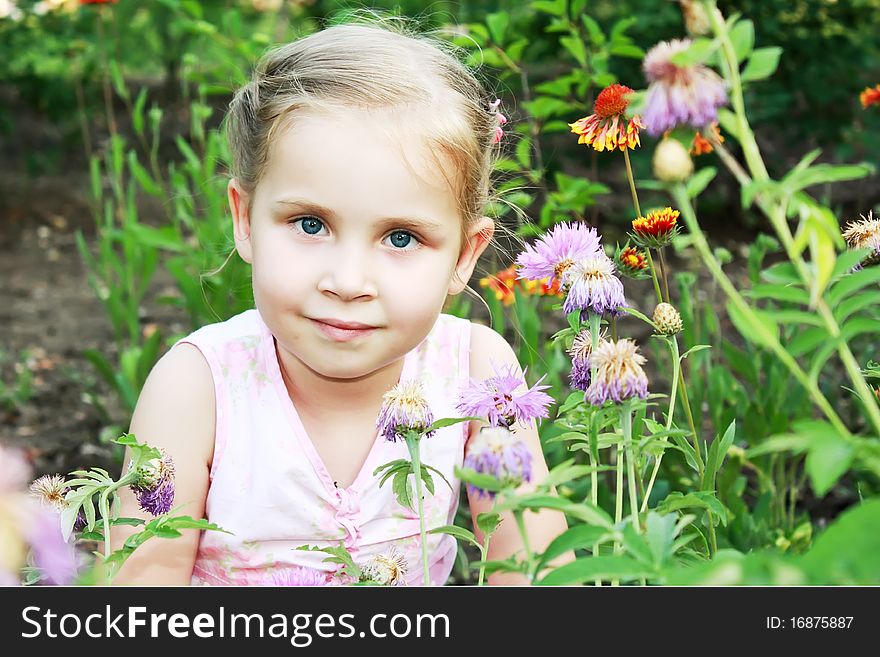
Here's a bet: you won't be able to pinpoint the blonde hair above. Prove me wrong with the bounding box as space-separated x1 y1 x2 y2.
221 15 516 304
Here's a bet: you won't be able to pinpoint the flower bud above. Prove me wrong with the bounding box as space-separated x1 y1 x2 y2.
653 138 694 182
680 0 712 36
653 302 683 335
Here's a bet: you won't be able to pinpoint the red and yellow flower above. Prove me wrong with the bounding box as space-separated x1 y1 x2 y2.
861 84 880 109
480 265 561 305
569 84 645 153
616 245 650 279
630 207 681 249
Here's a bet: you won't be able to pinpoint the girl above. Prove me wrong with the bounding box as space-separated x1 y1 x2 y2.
110 18 570 586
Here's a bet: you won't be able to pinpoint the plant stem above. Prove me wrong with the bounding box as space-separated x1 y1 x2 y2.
704 1 769 181
588 312 602 585
404 432 431 586
623 149 667 304
671 184 851 438
621 405 640 532
95 7 118 140
611 439 624 586
658 247 671 302
642 336 681 512
477 531 491 587
513 510 535 583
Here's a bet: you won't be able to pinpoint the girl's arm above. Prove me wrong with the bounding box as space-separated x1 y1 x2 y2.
466 323 575 586
107 343 216 585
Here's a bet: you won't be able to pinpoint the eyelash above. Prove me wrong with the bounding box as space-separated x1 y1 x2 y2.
287 216 423 252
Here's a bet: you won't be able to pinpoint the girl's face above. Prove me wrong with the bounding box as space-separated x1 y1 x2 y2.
228 108 493 381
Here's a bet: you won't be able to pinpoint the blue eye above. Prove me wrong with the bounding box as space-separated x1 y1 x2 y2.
297 217 324 235
387 230 414 249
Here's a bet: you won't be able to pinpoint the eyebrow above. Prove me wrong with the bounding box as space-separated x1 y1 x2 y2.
272 198 446 232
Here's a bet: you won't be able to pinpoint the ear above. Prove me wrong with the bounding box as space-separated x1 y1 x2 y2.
448 217 495 296
228 178 253 264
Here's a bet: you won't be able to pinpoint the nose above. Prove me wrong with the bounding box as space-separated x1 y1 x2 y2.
316 242 378 301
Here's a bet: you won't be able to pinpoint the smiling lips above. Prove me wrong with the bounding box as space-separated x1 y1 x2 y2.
309 317 380 342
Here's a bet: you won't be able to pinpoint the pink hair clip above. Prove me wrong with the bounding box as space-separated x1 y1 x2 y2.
489 98 508 144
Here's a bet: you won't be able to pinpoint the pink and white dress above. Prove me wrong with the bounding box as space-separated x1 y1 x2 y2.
173 308 471 586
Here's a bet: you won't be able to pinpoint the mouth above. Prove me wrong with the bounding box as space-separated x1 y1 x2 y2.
308 318 381 342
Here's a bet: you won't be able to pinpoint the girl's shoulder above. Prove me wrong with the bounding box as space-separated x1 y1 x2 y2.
175 308 265 350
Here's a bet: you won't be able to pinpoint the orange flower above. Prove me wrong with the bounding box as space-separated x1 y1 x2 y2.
691 123 723 155
569 84 645 152
861 84 880 109
479 265 562 305
631 207 681 248
480 265 518 305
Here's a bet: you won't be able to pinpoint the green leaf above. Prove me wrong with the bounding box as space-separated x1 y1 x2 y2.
701 420 736 491
541 462 611 488
680 344 712 360
834 290 880 324
686 167 717 198
486 12 510 45
798 499 880 583
152 527 183 539
828 266 880 306
476 512 502 541
806 433 855 497
726 301 778 348
392 470 413 511
428 525 479 549
494 494 613 527
531 0 565 17
743 283 809 305
426 416 480 432
560 36 588 67
787 326 830 358
558 391 585 414
580 14 605 45
618 305 656 328
423 464 453 492
82 492 97 532
132 87 148 138
110 517 146 527
670 38 717 66
745 433 812 458
729 19 754 62
644 512 683 568
537 556 653 585
783 163 874 193
741 47 783 82
656 491 730 526
536 525 612 570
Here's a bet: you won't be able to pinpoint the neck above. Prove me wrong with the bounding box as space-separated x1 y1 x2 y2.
274 338 405 421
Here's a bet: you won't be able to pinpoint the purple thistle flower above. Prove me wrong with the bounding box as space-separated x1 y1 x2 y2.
457 361 554 429
0 444 31 492
586 338 649 406
129 449 176 516
376 380 435 443
642 38 728 136
463 427 533 499
25 506 79 585
568 329 598 392
515 221 603 287
562 254 626 319
268 566 329 586
133 482 174 516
